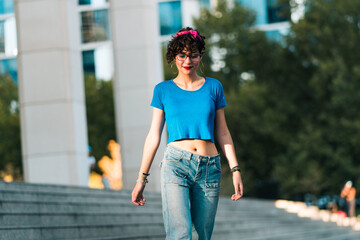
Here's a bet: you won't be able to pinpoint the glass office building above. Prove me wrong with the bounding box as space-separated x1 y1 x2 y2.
235 0 290 41
1 0 294 83
0 0 114 83
157 0 290 43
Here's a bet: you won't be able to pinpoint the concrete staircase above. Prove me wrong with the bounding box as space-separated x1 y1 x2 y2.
0 181 164 240
1 181 360 240
213 198 360 240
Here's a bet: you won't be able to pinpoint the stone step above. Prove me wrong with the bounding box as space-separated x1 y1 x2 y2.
212 213 360 240
0 181 161 204
0 200 162 214
0 190 161 204
318 231 360 240
0 211 163 227
212 221 353 240
0 181 159 197
0 222 165 240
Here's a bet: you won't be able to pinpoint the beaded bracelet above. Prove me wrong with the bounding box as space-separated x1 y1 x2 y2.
136 178 148 184
231 165 241 173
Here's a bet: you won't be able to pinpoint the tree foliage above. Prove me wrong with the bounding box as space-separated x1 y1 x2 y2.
194 0 360 199
0 74 22 180
84 74 117 164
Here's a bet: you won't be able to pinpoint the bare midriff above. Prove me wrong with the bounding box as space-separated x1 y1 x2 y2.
168 139 218 156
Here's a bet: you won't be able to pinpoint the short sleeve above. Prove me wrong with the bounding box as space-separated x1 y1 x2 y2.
150 84 164 110
215 82 227 110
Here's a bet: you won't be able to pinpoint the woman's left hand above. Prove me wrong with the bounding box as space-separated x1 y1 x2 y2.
231 171 243 201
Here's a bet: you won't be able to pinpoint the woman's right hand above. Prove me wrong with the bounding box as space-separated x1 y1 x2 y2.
231 171 243 201
131 182 146 206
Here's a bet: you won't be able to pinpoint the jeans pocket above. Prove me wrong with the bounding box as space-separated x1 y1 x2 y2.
213 159 221 172
165 150 183 162
162 154 189 186
205 181 220 197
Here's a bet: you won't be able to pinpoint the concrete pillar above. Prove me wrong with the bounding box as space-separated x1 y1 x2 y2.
15 0 89 186
110 0 165 191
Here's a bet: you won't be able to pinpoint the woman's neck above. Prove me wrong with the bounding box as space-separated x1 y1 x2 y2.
175 72 202 84
173 73 205 91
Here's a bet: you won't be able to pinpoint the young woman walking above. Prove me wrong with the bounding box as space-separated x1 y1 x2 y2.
131 27 243 240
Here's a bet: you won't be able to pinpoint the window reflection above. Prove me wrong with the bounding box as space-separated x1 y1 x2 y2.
200 0 211 9
267 0 290 23
236 0 268 25
0 21 4 53
82 50 95 74
158 1 182 36
81 9 110 43
0 17 17 55
0 58 17 83
0 0 14 15
79 0 108 6
82 46 113 81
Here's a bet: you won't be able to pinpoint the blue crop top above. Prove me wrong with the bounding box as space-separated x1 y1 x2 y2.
150 77 227 143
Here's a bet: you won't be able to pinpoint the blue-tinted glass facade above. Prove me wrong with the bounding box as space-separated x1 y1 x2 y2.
81 9 111 43
236 0 268 25
0 0 14 15
267 0 289 23
82 46 114 80
79 0 108 6
200 0 211 9
158 1 182 36
0 20 5 52
237 0 289 24
0 58 17 83
82 50 95 74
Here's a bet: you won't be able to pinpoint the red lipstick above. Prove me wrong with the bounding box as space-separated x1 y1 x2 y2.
184 66 193 70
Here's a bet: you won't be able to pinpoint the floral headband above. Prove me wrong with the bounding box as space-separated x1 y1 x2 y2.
174 30 202 40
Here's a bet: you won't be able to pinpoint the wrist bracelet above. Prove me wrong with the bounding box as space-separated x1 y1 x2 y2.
231 165 241 173
142 172 150 176
136 178 148 184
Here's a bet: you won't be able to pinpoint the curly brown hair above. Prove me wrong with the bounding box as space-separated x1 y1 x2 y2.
166 27 206 63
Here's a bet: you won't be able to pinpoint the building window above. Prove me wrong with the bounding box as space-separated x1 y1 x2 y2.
0 17 17 56
79 0 108 6
236 0 268 25
81 9 110 43
0 58 17 83
200 0 211 9
82 46 114 81
0 0 14 15
0 21 4 53
82 50 95 74
267 0 290 23
158 1 182 36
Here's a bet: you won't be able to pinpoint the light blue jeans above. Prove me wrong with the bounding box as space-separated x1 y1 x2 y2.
160 145 221 240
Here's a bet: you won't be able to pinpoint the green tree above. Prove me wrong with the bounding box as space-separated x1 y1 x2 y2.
194 0 287 198
0 74 22 180
273 0 360 198
194 0 360 199
84 74 116 164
